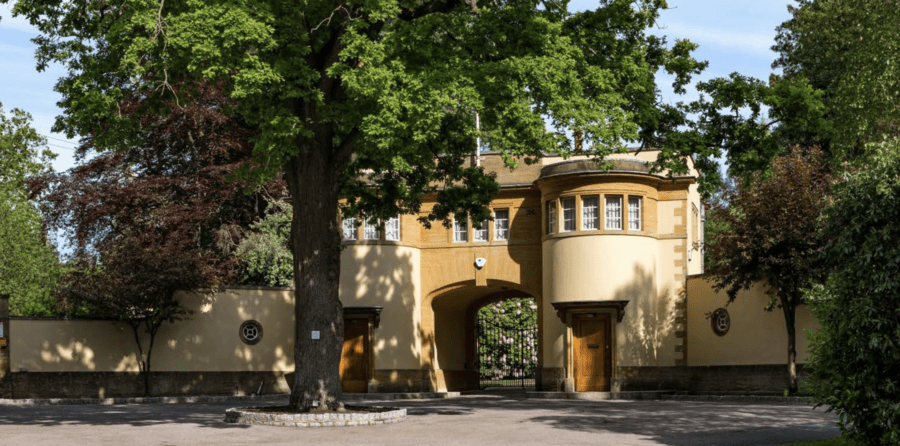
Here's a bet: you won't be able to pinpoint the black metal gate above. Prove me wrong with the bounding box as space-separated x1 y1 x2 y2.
475 316 538 389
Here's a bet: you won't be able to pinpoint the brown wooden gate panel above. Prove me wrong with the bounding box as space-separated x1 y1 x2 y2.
340 318 369 393
574 314 611 392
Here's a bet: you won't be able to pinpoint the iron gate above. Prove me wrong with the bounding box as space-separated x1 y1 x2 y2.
476 316 538 389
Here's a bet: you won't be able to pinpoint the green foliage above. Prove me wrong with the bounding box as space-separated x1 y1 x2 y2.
235 200 293 287
773 0 900 158
684 0 900 184
0 197 61 316
0 103 61 316
0 102 55 194
476 298 538 382
681 71 829 184
807 140 900 446
6 0 709 219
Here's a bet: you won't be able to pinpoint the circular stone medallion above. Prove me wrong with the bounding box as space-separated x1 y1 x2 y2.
239 320 263 345
711 308 731 336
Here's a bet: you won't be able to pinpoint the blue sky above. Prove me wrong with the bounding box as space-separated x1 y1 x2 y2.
1 1 794 173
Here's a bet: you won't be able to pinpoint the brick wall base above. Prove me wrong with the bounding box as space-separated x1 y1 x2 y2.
1 365 808 398
3 371 292 399
615 365 808 393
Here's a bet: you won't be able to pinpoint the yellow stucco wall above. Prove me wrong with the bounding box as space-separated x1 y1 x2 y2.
11 288 296 372
543 235 657 303
11 319 139 372
687 276 818 366
339 244 422 370
540 235 682 368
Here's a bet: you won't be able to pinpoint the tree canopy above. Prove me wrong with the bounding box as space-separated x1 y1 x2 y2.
33 82 287 395
687 0 900 182
773 0 900 158
8 0 707 411
0 102 60 316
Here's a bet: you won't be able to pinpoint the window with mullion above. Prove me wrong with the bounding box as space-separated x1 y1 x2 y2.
342 217 358 240
628 197 641 231
605 196 622 230
385 216 400 241
453 218 468 243
547 201 557 234
561 197 576 232
494 209 509 240
581 196 599 230
473 219 488 242
364 220 380 240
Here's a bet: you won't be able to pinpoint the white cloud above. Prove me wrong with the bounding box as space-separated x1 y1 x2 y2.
656 22 777 57
0 4 38 34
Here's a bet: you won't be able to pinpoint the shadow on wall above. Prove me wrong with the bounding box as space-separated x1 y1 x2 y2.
340 243 422 383
617 264 676 368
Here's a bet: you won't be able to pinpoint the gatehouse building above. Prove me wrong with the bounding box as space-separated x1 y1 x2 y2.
0 150 819 398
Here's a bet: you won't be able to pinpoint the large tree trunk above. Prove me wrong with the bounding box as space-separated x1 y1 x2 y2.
781 296 798 396
285 142 345 412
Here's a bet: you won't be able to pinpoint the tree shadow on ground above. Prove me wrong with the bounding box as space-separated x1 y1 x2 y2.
368 395 841 445
0 394 841 444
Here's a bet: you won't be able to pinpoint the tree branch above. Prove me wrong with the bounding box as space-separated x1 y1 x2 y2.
332 128 359 168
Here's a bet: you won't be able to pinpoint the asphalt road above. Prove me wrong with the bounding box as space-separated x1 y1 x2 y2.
0 395 840 446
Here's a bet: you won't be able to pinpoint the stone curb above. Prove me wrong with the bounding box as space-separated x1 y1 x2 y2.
224 405 407 428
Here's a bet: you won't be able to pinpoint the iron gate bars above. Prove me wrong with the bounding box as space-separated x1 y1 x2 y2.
476 316 538 389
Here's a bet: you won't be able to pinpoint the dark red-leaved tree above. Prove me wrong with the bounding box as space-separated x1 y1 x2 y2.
704 146 832 395
33 82 286 395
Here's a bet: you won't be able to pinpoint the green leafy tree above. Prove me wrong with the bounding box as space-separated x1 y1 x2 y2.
0 102 60 316
773 0 900 159
236 200 294 287
807 140 900 446
704 146 832 395
685 0 900 184
8 0 706 411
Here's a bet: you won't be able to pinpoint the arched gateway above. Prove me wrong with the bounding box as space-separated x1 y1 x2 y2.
337 150 703 393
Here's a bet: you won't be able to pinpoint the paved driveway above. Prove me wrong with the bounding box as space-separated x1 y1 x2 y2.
0 395 839 446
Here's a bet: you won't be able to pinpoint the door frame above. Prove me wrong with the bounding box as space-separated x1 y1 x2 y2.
573 313 613 392
551 301 626 393
341 306 382 393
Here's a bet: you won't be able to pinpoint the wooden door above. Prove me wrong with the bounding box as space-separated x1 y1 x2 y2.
340 318 369 393
574 314 611 392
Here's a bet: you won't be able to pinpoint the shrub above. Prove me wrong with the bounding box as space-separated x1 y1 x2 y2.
808 141 900 446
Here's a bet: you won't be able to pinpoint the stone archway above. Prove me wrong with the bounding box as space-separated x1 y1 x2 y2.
421 280 540 392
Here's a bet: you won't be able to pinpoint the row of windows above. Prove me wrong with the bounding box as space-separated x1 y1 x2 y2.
342 209 512 243
547 195 641 234
342 216 400 241
453 209 510 243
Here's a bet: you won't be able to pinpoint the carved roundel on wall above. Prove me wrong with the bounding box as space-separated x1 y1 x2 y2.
711 308 730 336
240 320 263 345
